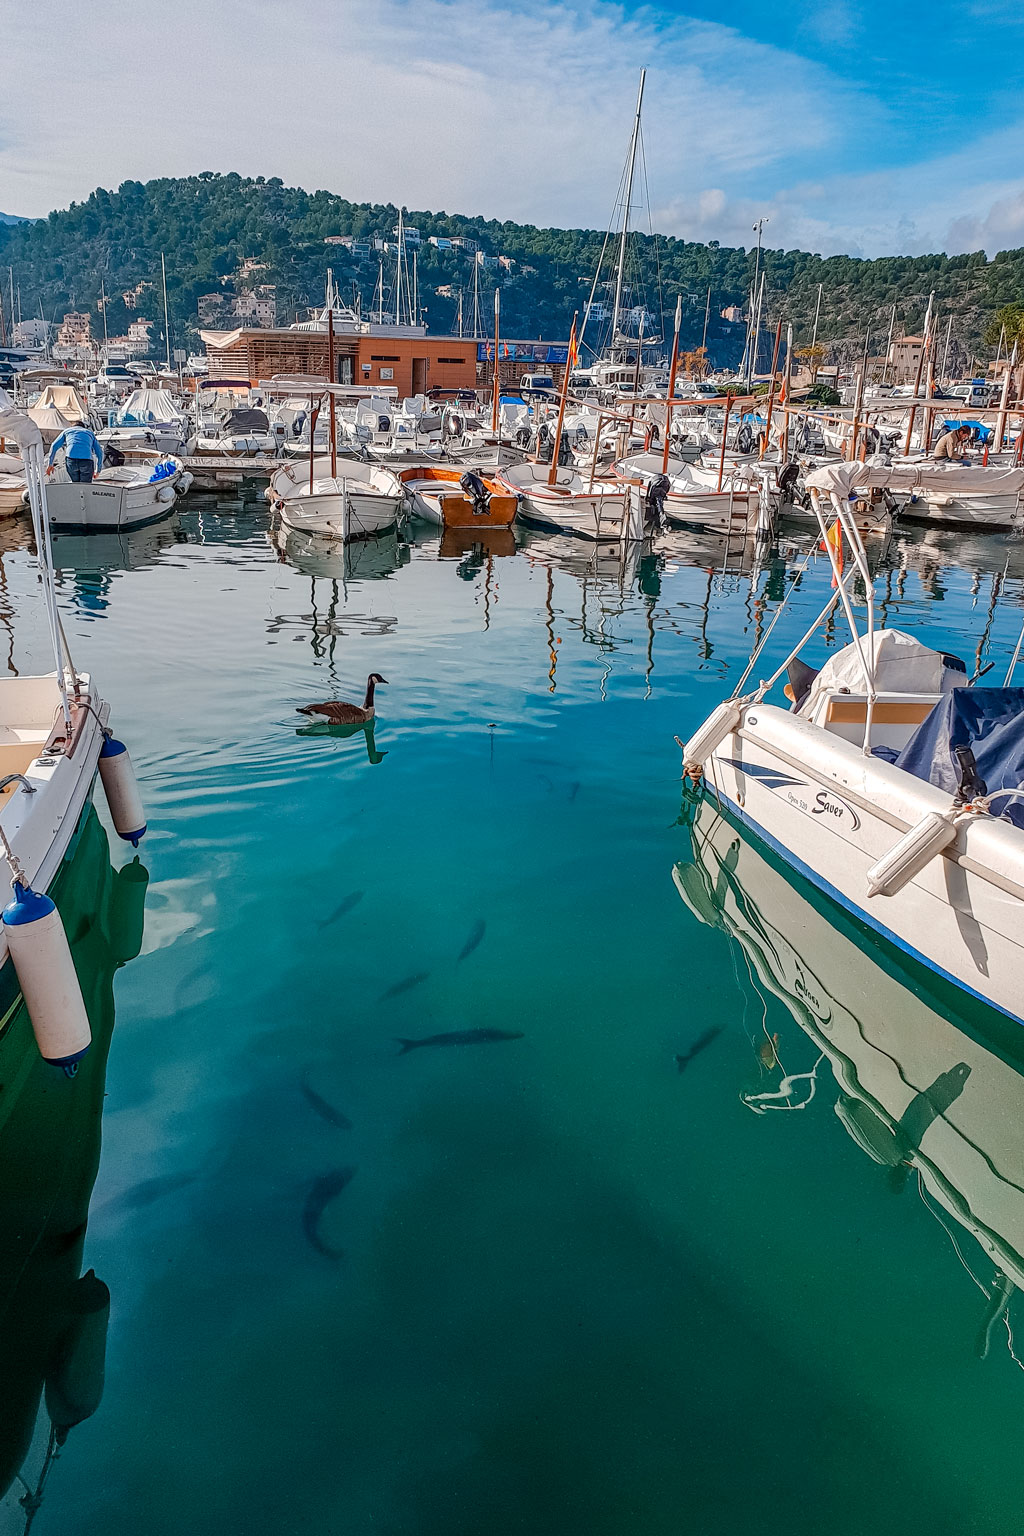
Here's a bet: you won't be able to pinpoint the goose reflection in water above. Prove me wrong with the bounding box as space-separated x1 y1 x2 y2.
296 716 388 765
0 810 148 1531
674 789 1024 1376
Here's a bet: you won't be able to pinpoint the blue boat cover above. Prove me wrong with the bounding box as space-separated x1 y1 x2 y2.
896 687 1024 827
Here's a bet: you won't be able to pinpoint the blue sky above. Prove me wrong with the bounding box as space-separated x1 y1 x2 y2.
2 0 1023 258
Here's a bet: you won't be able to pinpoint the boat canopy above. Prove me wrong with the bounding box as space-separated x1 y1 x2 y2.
805 461 1024 499
219 407 269 434
798 630 964 716
897 687 1024 829
35 385 88 422
116 389 184 426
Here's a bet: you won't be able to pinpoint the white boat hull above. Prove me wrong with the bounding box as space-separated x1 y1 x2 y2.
702 702 1024 1025
279 486 402 539
43 477 180 530
0 675 107 976
500 465 628 540
901 493 1023 529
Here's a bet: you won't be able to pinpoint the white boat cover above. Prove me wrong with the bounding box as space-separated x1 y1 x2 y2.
799 629 962 714
27 405 73 435
0 390 43 451
116 389 184 426
805 461 1024 499
34 385 88 422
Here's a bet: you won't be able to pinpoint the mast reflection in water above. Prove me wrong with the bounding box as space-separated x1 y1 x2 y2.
0 810 147 1531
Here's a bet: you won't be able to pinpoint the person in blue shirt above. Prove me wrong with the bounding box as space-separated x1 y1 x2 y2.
47 426 104 483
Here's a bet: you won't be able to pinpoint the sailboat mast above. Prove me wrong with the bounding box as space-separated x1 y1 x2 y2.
611 68 646 349
161 252 171 372
395 210 403 325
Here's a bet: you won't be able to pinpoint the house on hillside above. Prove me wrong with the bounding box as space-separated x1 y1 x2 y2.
889 335 924 385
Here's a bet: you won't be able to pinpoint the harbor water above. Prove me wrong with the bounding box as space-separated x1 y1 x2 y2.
2 504 1024 1533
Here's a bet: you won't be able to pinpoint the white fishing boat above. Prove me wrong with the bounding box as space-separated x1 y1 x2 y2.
675 799 1024 1336
269 456 405 540
498 462 632 540
43 455 190 530
0 392 148 1069
615 452 760 534
806 458 1024 531
681 473 1024 1028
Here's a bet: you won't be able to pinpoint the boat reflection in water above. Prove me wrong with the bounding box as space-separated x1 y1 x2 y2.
0 808 148 1530
270 524 410 583
674 792 1024 1368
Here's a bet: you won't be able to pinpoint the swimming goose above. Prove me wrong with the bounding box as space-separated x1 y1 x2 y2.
297 674 388 725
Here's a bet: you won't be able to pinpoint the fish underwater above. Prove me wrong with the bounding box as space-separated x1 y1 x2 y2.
99 1172 198 1214
674 1025 724 1074
316 891 364 931
396 1028 524 1054
300 1073 353 1130
457 919 486 962
302 1168 357 1259
379 971 430 1001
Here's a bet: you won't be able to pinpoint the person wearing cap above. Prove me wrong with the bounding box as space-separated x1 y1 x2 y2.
932 423 972 462
47 425 104 482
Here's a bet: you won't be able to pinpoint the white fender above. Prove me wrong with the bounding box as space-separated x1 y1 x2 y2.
98 737 147 846
2 883 91 1070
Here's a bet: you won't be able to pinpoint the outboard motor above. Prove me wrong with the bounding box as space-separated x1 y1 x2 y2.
514 424 532 449
777 461 800 504
644 473 670 532
292 410 306 439
376 415 391 435
459 471 491 517
737 421 754 456
536 423 553 463
556 431 574 467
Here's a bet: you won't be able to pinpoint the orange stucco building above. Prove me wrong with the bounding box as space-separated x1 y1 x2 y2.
199 323 477 397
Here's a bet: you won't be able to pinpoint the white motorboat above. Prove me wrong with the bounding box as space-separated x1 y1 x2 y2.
498 462 633 541
43 455 190 530
675 798 1024 1336
0 393 148 1067
615 452 760 534
186 405 286 458
269 455 405 540
681 479 1024 1028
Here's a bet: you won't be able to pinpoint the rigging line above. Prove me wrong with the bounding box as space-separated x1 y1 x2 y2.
580 158 631 359
637 123 665 348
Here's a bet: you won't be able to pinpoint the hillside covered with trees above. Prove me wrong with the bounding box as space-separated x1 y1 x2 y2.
2 173 1023 371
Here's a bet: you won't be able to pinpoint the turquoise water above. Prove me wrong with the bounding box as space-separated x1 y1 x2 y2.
2 506 1024 1532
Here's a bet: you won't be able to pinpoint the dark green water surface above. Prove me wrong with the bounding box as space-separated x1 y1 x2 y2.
2 507 1024 1534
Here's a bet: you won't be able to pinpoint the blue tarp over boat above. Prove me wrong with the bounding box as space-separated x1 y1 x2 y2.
897 687 1024 828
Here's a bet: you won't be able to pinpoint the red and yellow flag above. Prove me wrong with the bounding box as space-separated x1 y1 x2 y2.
567 318 580 371
820 518 844 587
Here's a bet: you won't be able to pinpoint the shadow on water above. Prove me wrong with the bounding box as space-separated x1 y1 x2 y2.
0 809 147 1531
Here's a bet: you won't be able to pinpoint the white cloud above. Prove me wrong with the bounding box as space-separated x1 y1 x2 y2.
0 0 867 224
0 0 1021 259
